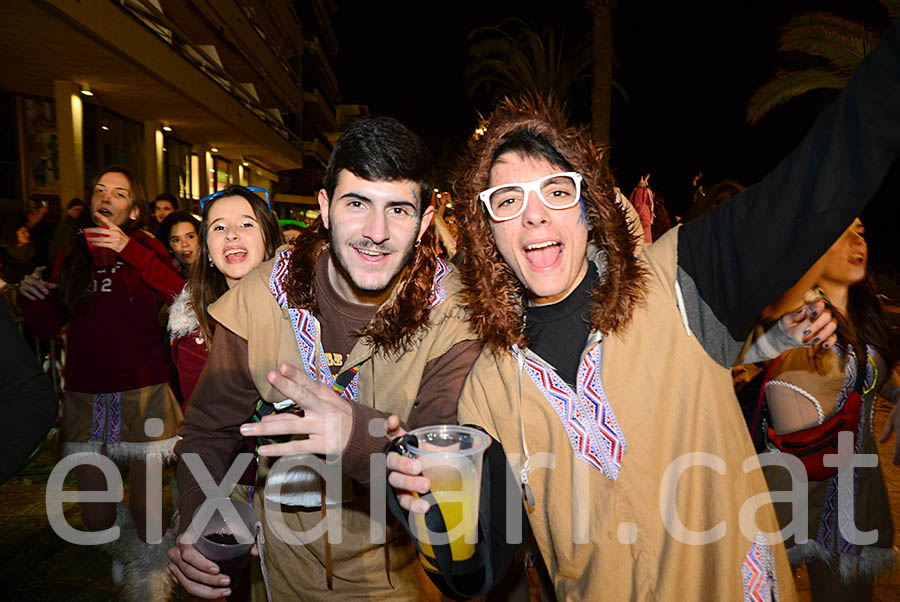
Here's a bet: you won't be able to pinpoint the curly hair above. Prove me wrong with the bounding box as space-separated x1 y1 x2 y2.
284 218 440 357
454 96 647 352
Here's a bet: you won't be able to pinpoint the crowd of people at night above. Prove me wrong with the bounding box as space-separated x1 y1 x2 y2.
3 19 900 602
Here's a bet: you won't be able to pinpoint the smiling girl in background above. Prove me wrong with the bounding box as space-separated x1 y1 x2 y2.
167 185 281 404
158 211 201 280
17 165 185 600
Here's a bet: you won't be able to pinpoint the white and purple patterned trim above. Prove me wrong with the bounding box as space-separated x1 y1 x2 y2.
427 258 451 309
268 249 359 401
741 532 779 602
89 392 121 443
815 344 874 557
522 343 625 480
90 394 106 441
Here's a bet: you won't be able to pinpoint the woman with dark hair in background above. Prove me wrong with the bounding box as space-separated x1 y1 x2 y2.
0 213 37 284
762 218 900 602
167 185 281 404
17 165 185 601
158 210 200 280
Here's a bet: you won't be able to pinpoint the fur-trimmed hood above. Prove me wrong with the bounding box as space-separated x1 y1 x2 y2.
167 284 200 340
453 96 648 352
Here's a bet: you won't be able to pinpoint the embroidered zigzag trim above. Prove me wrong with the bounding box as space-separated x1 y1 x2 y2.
90 394 106 441
741 532 779 602
816 343 873 556
522 343 625 480
427 258 451 309
268 250 359 401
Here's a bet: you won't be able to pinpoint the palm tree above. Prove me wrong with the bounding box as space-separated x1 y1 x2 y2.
464 18 592 109
746 1 899 125
585 0 618 148
465 13 625 153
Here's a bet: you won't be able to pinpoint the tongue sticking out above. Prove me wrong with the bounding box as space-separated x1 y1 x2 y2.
525 244 562 269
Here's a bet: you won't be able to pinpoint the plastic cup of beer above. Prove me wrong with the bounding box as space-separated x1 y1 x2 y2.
405 425 490 563
190 498 259 598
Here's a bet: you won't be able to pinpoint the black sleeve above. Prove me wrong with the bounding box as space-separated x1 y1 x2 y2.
677 21 900 367
0 302 58 483
386 427 525 601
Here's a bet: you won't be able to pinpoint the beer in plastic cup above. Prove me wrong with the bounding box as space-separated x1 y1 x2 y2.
404 425 490 564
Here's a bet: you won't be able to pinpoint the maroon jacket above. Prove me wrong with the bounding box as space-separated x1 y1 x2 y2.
19 231 184 394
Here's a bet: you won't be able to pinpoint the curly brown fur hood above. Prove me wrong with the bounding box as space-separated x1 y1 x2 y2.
284 218 440 356
453 96 647 352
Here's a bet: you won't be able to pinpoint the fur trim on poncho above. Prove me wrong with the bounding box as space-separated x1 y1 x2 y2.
167 285 200 341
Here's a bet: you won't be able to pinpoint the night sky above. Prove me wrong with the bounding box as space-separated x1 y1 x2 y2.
332 0 899 267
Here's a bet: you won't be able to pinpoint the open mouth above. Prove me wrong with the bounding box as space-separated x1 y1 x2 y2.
96 208 112 218
523 240 563 269
224 247 247 264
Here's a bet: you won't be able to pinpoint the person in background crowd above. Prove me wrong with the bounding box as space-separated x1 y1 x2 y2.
150 193 177 235
169 117 479 601
167 187 280 403
25 200 53 267
0 213 37 284
278 218 305 244
387 22 900 601
158 211 201 280
0 300 57 483
17 165 185 601
685 176 745 223
761 218 900 602
49 197 86 267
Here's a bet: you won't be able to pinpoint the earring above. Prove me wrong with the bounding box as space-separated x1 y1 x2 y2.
415 239 421 248
209 257 214 266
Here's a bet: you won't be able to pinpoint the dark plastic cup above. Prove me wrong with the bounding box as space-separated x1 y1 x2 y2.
190 498 259 601
84 227 116 266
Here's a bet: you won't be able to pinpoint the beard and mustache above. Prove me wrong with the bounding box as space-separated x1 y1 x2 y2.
327 227 419 299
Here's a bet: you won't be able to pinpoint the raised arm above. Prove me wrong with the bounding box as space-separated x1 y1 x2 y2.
676 21 900 367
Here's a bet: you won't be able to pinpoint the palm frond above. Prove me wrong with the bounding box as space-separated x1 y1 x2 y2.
779 12 876 72
464 18 593 105
746 67 850 125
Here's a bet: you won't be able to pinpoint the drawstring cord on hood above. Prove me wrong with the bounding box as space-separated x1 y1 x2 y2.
312 329 335 591
515 348 536 513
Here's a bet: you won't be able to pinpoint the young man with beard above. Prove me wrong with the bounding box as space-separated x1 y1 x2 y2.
169 117 479 600
387 23 900 602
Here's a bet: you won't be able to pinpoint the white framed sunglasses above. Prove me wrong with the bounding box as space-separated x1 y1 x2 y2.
479 171 583 221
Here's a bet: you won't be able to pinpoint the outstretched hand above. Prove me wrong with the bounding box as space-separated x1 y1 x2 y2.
239 363 353 457
18 266 56 301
